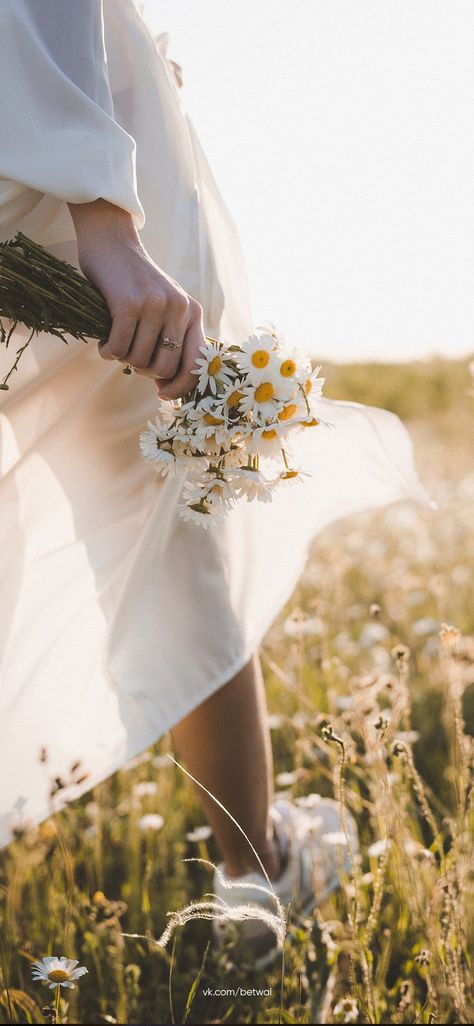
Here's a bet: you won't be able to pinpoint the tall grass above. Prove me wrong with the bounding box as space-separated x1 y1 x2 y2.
0 357 472 1024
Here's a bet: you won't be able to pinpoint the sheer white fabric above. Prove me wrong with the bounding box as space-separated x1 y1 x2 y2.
0 0 428 847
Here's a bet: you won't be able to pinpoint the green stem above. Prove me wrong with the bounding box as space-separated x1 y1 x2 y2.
54 985 61 1025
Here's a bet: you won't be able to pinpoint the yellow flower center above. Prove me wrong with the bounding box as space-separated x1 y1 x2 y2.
280 359 297 378
48 970 69 983
305 378 312 394
278 403 298 422
203 413 223 426
281 470 299 479
227 390 243 408
254 382 274 403
92 890 106 904
208 355 222 376
303 417 319 427
251 350 270 369
261 429 278 440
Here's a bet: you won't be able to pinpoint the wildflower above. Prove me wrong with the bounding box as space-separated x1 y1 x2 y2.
439 621 461 652
31 956 88 990
152 754 172 769
192 341 235 395
275 770 299 787
139 427 178 476
404 838 434 860
368 838 392 858
321 831 348 847
391 643 410 663
140 325 326 523
239 379 283 421
236 331 277 380
232 467 276 503
138 813 164 831
295 794 323 809
134 781 158 798
333 996 359 1023
186 825 213 842
177 501 221 528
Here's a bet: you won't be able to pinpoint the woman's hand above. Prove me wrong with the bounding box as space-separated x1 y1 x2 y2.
68 198 205 399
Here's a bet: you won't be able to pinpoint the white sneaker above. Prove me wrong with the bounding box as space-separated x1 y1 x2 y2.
212 795 358 970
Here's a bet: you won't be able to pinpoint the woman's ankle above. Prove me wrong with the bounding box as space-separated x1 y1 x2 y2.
223 822 285 881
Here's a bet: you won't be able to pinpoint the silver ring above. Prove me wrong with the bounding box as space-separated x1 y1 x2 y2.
160 335 181 351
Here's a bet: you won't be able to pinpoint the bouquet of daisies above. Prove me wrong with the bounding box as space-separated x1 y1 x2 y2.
140 325 325 527
0 234 326 527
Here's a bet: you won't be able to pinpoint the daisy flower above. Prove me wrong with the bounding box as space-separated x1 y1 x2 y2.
236 332 277 380
192 341 236 396
239 378 287 422
139 430 178 477
183 476 237 511
231 468 277 503
246 423 289 461
139 813 164 832
31 956 88 990
186 824 213 842
300 365 325 401
279 467 310 484
275 347 310 385
177 501 224 528
140 323 327 525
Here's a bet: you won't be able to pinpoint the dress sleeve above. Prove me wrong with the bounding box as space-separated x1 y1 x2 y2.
0 0 144 225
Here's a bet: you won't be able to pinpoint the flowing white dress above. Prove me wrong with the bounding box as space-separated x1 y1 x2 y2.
0 0 428 848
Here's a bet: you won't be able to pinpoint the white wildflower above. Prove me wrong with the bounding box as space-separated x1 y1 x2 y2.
177 501 223 528
139 325 327 524
231 467 276 502
134 781 158 798
236 331 277 380
138 813 164 832
31 956 88 990
321 831 349 847
186 825 213 842
192 341 236 395
368 838 392 858
334 996 359 1023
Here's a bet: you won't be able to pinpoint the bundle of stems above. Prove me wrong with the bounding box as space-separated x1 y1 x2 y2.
0 232 112 389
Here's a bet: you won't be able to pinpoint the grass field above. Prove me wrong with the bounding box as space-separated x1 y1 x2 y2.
1 356 473 1025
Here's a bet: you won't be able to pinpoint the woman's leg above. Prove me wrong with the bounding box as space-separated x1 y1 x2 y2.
170 655 282 880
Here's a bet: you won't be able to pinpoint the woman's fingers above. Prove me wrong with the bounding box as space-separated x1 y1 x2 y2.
158 306 205 400
98 314 137 362
146 321 187 379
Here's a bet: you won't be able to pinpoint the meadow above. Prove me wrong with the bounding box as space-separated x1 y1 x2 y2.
1 356 473 1025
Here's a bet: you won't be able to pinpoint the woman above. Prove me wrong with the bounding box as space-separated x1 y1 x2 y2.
0 0 427 964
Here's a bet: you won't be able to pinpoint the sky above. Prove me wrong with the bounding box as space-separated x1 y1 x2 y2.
141 0 474 363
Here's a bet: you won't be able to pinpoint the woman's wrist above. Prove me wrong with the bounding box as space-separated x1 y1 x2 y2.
68 198 140 247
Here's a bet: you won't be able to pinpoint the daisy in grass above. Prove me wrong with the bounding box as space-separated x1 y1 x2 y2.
140 325 326 526
31 956 88 990
192 339 236 395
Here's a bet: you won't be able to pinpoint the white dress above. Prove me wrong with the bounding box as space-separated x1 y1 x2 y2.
0 0 428 848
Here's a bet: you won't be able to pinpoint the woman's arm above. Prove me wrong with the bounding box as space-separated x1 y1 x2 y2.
1 1 205 394
0 0 143 220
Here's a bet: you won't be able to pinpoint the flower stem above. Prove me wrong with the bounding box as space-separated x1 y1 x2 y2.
54 985 61 1025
